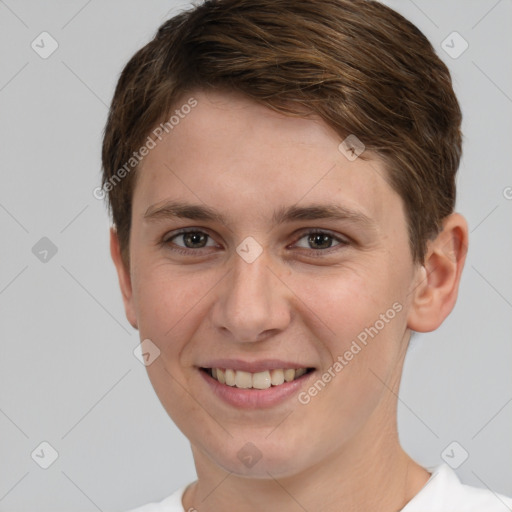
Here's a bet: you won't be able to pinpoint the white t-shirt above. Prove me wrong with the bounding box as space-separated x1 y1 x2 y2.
125 463 512 512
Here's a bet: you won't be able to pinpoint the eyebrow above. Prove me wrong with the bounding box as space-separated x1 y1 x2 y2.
144 200 375 229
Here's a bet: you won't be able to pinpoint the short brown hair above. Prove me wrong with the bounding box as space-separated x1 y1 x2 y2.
101 0 462 265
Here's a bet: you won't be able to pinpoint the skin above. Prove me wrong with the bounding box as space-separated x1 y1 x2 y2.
111 89 468 512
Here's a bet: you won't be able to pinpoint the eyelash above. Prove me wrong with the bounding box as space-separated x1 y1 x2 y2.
162 228 349 257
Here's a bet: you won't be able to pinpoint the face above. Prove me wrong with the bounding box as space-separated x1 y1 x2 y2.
117 90 424 478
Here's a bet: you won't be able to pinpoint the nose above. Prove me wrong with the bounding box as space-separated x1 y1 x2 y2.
210 249 292 343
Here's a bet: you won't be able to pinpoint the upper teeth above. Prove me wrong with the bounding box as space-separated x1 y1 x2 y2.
210 368 308 389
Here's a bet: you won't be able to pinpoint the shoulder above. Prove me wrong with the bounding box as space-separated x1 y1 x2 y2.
123 485 189 512
402 464 512 512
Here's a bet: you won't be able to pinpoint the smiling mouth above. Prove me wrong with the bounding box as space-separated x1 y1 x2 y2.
201 367 314 389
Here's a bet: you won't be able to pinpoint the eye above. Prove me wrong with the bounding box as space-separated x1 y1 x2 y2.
293 229 347 252
163 229 218 252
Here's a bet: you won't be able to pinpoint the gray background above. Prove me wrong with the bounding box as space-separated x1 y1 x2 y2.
0 0 511 511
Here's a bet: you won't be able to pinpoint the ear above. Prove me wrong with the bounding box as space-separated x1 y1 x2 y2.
110 228 138 330
407 213 468 332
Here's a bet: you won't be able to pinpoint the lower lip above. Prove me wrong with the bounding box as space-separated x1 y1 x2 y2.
199 369 314 409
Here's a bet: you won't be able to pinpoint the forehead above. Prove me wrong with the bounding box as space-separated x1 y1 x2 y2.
133 89 405 233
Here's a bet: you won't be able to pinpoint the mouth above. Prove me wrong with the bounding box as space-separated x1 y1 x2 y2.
200 367 315 390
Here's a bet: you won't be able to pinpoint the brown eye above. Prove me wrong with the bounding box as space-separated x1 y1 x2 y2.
307 232 334 250
181 231 208 248
294 230 346 251
164 229 217 251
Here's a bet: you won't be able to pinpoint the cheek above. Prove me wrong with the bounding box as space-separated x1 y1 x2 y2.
290 262 406 346
288 263 409 410
291 269 407 436
303 264 408 378
131 265 213 421
132 262 222 357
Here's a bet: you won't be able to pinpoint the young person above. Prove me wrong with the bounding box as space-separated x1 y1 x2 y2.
101 1 512 510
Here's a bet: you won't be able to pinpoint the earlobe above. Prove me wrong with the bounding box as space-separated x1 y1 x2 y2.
109 228 138 330
407 213 468 332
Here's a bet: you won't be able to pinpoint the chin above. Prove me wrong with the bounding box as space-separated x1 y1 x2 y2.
199 437 317 479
